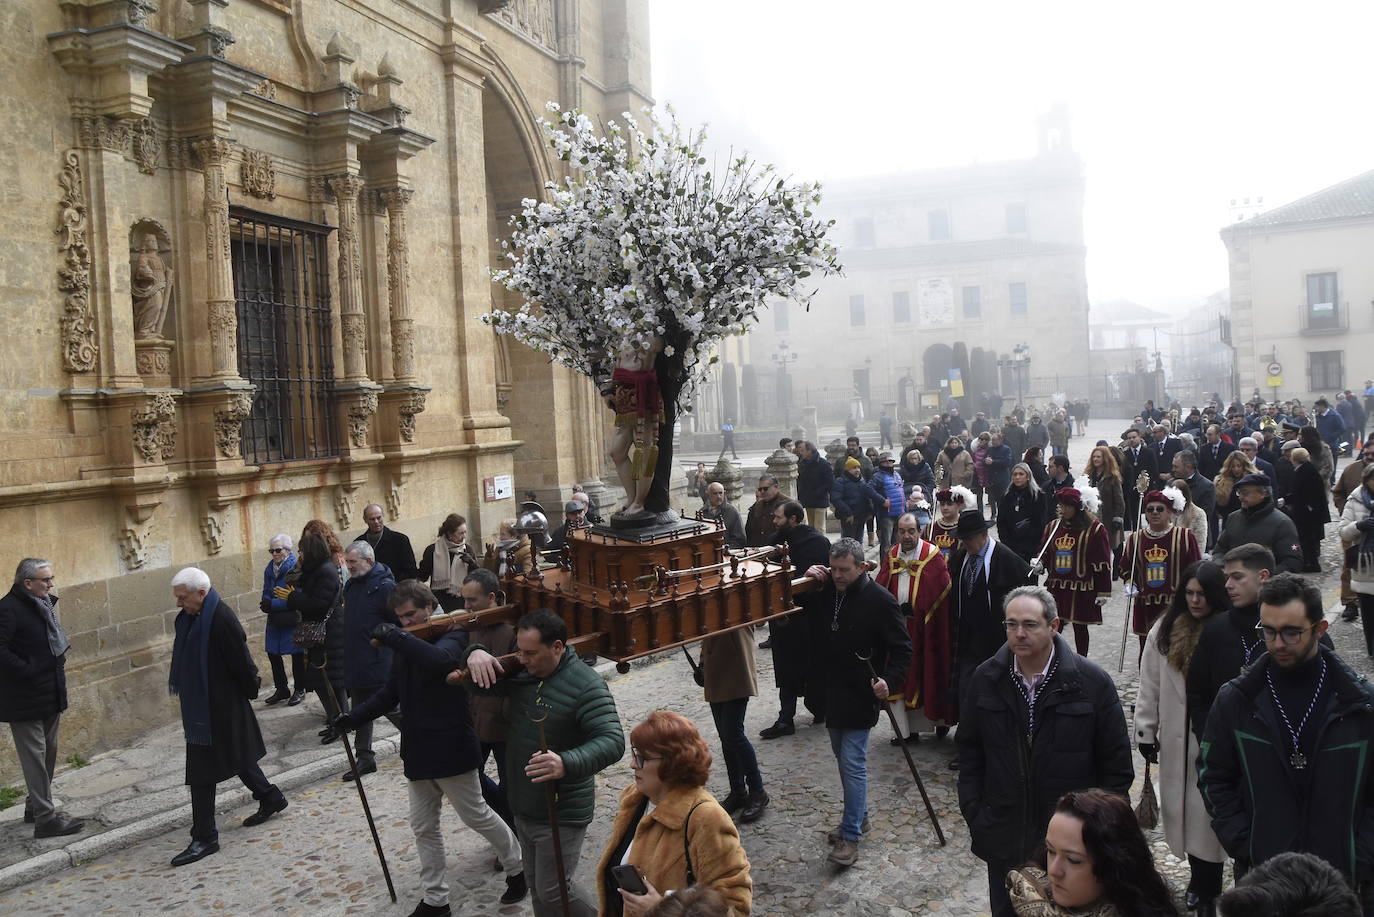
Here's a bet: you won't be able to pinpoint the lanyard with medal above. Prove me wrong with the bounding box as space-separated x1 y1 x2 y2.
1265 656 1327 770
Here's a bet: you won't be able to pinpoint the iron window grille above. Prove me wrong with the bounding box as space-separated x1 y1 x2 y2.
230 208 339 464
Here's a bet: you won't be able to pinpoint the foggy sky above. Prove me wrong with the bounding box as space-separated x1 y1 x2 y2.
648 0 1374 313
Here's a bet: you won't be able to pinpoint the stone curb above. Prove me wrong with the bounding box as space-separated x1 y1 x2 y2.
0 657 632 893
0 733 399 894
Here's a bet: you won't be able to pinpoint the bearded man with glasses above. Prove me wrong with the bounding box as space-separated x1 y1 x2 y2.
1199 572 1374 908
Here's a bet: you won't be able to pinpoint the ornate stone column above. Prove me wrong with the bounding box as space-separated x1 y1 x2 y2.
329 173 368 382
382 187 416 382
194 137 238 380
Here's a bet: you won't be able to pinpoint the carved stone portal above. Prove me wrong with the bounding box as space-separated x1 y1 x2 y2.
56 151 98 373
131 227 173 340
213 391 254 458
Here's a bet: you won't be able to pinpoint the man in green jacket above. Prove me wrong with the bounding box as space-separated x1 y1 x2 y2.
463 609 625 917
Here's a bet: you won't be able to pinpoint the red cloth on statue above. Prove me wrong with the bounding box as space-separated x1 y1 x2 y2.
1039 519 1113 625
610 367 661 419
876 540 956 725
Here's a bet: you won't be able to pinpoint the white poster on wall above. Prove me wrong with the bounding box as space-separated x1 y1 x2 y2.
918 278 953 326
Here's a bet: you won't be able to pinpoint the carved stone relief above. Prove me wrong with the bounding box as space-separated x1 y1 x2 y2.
132 119 159 174
130 223 173 340
335 485 359 530
398 389 428 443
347 389 380 448
240 149 276 199
251 79 277 101
493 0 556 49
74 115 132 155
386 476 404 520
56 151 98 373
200 507 228 555
118 510 152 570
213 391 254 458
136 345 170 377
130 392 177 464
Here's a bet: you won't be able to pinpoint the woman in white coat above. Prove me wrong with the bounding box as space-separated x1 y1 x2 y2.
1339 462 1374 657
1134 559 1229 917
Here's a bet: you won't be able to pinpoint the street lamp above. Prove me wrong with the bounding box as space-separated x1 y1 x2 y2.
998 344 1031 413
771 341 799 425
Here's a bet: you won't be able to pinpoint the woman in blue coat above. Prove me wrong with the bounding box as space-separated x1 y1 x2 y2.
259 534 304 706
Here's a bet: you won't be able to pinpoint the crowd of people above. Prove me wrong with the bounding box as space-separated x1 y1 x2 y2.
7 387 1374 916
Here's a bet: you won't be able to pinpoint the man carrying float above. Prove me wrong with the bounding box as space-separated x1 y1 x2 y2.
875 513 954 745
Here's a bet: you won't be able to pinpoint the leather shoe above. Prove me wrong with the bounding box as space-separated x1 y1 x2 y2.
827 837 859 867
826 816 869 843
758 637 773 649
242 793 287 827
1343 603 1361 622
287 688 306 706
405 901 451 917
1185 891 1200 909
759 721 795 739
262 687 290 706
719 790 748 814
890 733 921 746
33 813 84 838
500 871 528 904
170 839 220 867
737 791 769 824
343 760 377 781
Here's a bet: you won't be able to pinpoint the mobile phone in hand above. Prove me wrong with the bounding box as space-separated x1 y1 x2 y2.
611 864 648 895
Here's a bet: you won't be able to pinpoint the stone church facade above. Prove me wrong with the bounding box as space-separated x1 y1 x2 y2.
0 0 649 781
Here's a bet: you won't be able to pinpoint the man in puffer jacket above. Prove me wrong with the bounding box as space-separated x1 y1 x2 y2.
872 452 906 556
831 457 886 544
463 609 625 917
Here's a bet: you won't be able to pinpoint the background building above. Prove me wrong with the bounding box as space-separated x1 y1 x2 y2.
1167 289 1234 406
1221 169 1374 404
742 105 1090 426
0 0 649 781
1087 298 1169 412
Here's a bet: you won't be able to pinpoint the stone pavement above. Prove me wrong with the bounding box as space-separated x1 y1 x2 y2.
0 418 1364 915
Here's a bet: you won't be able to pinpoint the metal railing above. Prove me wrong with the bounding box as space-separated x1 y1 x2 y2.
231 208 339 464
1298 301 1347 334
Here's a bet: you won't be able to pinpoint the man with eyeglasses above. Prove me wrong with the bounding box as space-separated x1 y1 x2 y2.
1199 573 1374 902
1333 442 1374 621
745 475 786 547
957 585 1132 917
1119 489 1201 660
0 558 84 838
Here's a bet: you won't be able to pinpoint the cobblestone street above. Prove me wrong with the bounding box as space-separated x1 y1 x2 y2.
0 422 1362 916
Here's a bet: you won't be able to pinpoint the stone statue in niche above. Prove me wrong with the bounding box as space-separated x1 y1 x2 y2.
131 232 173 339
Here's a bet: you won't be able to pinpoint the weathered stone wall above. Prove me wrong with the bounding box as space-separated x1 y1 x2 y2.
0 0 651 783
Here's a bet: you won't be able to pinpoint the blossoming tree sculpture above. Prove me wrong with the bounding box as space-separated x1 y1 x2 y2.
486 106 841 526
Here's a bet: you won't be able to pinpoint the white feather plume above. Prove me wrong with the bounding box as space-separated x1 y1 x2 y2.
948 484 976 507
1077 483 1101 516
1160 485 1186 512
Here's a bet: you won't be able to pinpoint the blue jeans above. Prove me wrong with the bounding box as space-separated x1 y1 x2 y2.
711 698 764 796
828 727 870 841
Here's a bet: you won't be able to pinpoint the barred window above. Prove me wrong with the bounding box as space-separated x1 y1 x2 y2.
230 208 339 463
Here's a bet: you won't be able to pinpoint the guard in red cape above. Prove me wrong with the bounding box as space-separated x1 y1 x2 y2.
1033 487 1112 657
876 512 955 742
1118 487 1200 660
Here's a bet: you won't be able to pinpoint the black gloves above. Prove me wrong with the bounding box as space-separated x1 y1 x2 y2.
1138 742 1159 765
1356 518 1374 534
370 622 399 643
321 712 355 745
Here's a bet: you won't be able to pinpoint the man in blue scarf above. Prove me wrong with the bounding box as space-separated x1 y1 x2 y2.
169 567 286 867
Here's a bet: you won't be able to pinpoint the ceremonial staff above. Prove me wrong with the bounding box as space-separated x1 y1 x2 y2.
856 650 946 845
1117 471 1153 672
531 707 573 917
312 655 397 903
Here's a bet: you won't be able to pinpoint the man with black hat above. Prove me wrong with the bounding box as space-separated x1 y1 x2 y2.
1211 473 1303 574
544 501 586 553
949 510 1031 743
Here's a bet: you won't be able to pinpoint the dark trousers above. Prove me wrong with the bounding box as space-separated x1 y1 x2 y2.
1360 595 1374 656
1187 854 1225 899
479 741 514 828
840 516 867 542
1298 524 1324 571
986 858 1017 917
349 686 400 766
268 652 305 692
190 763 278 844
711 698 764 796
778 689 825 725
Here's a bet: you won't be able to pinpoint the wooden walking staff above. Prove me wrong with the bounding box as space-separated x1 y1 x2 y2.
1117 472 1153 673
313 659 397 903
856 650 946 846
531 707 573 917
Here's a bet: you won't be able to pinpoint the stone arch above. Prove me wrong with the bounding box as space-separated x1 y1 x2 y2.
922 342 953 391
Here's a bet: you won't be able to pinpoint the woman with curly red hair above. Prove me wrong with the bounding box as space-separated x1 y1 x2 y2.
596 711 751 917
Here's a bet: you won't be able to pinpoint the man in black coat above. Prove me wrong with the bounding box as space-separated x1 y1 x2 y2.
948 511 1032 723
1197 425 1238 481
1199 574 1374 901
340 541 398 781
355 502 418 583
761 501 834 739
1120 428 1160 523
795 440 835 531
957 586 1133 917
1151 423 1184 470
798 537 912 868
0 559 83 838
1173 450 1218 549
168 567 286 867
1211 475 1304 573
333 580 527 915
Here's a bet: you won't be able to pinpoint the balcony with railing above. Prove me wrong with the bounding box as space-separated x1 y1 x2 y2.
1299 300 1347 335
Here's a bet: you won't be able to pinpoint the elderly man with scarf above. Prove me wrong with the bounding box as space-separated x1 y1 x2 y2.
168 567 286 867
